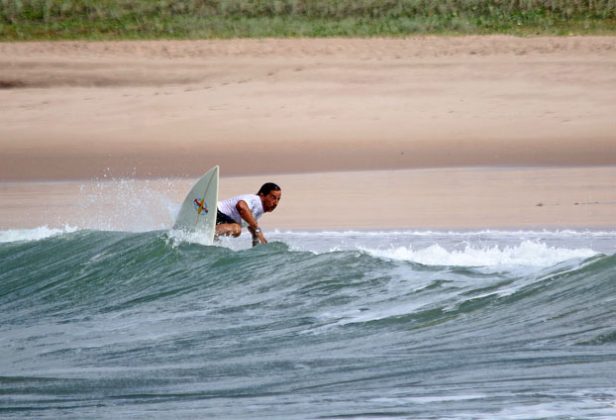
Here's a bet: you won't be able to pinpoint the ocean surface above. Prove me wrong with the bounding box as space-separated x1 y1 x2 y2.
1 227 616 419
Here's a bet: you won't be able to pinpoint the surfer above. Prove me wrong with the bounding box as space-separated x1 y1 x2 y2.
215 182 281 246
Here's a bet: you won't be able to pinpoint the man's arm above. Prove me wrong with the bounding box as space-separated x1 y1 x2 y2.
236 200 267 245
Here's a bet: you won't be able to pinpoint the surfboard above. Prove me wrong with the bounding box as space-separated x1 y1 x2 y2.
173 165 219 243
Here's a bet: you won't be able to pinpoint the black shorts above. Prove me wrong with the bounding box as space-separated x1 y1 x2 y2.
216 210 239 225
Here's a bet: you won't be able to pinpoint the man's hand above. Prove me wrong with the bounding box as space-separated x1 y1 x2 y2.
237 200 267 246
249 227 267 246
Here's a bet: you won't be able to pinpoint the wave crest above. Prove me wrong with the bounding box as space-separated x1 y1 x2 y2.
361 240 598 268
0 225 78 243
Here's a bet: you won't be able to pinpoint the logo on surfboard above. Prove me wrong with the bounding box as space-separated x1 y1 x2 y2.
193 197 209 215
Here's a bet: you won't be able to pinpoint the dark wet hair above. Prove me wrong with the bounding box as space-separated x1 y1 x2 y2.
257 182 281 196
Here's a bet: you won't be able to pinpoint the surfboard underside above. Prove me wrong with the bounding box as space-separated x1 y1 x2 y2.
173 165 219 243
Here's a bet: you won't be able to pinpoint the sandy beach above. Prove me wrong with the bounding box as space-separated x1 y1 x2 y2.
1 37 615 229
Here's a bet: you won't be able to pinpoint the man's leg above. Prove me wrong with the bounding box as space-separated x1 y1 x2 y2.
216 223 241 238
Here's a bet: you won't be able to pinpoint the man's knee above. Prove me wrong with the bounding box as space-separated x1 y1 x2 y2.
216 223 242 237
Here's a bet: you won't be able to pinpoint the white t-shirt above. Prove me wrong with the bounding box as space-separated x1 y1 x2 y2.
218 194 264 225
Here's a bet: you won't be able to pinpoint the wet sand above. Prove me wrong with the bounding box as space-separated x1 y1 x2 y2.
1 167 615 231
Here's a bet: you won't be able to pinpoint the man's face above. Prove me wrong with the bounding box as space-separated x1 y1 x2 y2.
261 190 281 212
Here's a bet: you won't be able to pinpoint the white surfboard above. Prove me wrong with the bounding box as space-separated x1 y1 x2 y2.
173 165 219 243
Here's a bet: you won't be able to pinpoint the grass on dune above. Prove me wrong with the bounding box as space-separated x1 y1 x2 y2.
1 0 615 40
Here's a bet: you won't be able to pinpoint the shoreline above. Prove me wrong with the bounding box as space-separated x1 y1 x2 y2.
2 166 614 231
0 162 614 183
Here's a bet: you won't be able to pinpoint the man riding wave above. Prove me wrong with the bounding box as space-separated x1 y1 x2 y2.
215 182 281 246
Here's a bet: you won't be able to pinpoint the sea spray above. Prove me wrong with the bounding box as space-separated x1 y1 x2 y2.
75 177 185 232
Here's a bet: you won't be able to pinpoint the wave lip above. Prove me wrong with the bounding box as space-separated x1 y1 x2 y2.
0 225 78 243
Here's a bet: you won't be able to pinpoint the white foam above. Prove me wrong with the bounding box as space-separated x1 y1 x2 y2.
361 240 598 268
269 229 616 257
165 229 253 251
166 229 215 248
0 225 78 243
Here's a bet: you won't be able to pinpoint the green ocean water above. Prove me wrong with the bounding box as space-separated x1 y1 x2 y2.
1 228 615 419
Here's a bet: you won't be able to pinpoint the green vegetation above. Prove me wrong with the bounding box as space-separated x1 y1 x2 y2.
1 0 615 40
